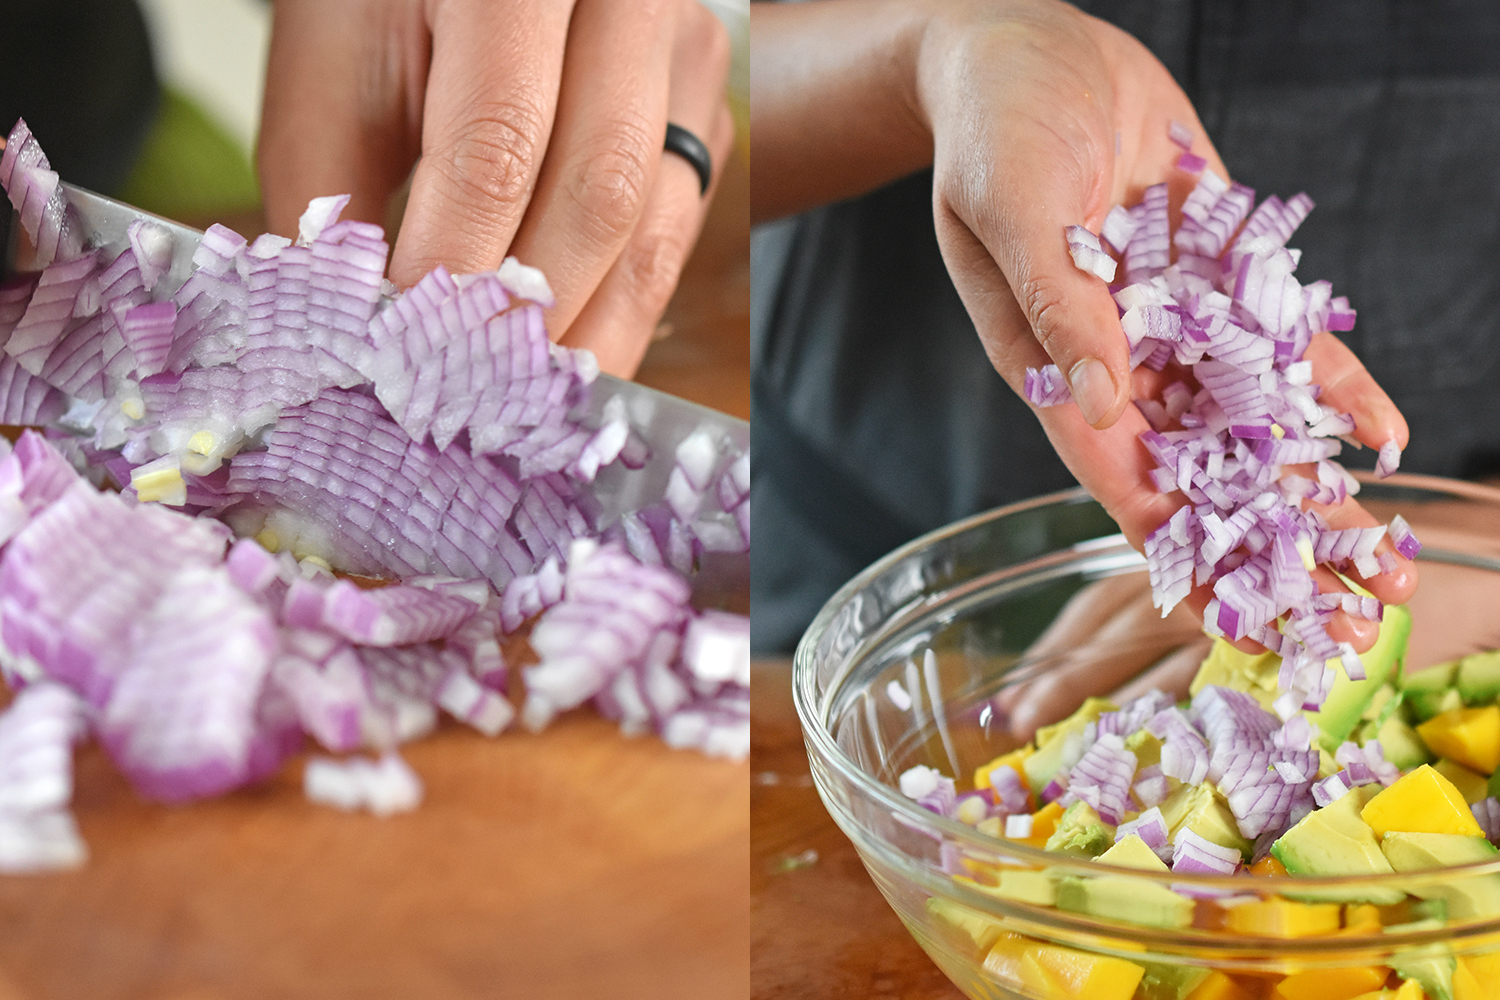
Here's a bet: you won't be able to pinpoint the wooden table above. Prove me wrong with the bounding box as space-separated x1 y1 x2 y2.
751 660 963 1000
0 151 750 1000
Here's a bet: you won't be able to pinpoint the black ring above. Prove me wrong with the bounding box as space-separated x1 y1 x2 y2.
664 123 712 197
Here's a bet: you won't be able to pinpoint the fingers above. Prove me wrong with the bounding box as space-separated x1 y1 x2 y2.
389 0 575 287
504 0 684 336
935 137 1133 429
258 0 429 238
553 0 734 374
1304 331 1409 451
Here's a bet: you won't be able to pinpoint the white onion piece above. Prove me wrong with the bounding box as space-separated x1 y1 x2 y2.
304 753 422 816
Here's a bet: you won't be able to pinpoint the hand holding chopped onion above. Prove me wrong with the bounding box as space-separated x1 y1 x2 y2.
1026 123 1415 669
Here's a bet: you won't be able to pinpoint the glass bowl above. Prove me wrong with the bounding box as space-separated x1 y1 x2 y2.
794 474 1500 1000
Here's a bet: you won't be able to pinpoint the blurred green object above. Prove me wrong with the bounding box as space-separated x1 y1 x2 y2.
116 86 259 220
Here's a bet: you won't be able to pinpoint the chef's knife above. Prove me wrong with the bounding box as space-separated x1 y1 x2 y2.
2 182 749 529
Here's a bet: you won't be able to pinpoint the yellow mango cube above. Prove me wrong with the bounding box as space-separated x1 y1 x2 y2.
1343 904 1383 934
974 746 1034 792
1457 951 1500 1000
981 932 1032 983
1016 944 1144 1000
1223 898 1342 938
1272 966 1391 1000
1360 764 1484 838
1434 758 1492 806
1015 800 1066 848
1418 707 1500 775
1187 971 1265 1000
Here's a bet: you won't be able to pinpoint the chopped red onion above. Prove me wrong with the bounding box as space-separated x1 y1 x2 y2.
1388 513 1421 560
303 752 422 816
1004 813 1033 839
1064 224 1117 283
1312 772 1352 808
1024 363 1072 407
1472 797 1500 847
1171 828 1241 874
1065 732 1137 825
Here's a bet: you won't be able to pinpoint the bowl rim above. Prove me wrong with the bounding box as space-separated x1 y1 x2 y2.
793 472 1500 912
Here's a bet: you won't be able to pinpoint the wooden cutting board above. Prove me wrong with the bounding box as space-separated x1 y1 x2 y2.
0 147 750 1000
751 659 963 1000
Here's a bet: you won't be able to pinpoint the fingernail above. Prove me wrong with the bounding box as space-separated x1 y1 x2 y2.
1068 357 1116 427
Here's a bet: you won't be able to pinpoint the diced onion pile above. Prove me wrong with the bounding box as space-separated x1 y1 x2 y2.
0 118 748 873
1037 124 1418 717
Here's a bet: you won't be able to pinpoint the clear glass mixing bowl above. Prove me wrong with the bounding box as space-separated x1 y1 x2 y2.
794 474 1500 1000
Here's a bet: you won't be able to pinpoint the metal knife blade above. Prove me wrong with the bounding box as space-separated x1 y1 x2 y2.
4 182 749 528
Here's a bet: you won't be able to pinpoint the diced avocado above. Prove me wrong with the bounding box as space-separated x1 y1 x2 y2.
1034 697 1116 748
1055 874 1194 929
1134 963 1211 1000
1432 758 1490 806
1024 697 1114 790
1097 833 1168 871
1271 791 1405 904
1158 782 1251 858
926 895 1007 951
1403 660 1461 721
1308 604 1412 752
1380 831 1500 921
1124 729 1163 770
1189 640 1280 710
1363 683 1404 726
1457 649 1500 705
1044 801 1112 857
1367 713 1434 771
1489 767 1500 801
984 867 1056 906
1387 919 1457 1000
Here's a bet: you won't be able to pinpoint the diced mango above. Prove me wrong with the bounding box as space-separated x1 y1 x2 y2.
981 932 1032 982
1189 970 1267 1000
1418 707 1500 775
1433 758 1492 806
1344 904 1384 934
1392 980 1428 1000
1453 958 1491 1000
1250 855 1290 877
1223 898 1343 938
1360 765 1484 839
1016 944 1144 1000
1459 950 1500 992
1272 966 1391 1000
1016 800 1066 848
974 746 1034 792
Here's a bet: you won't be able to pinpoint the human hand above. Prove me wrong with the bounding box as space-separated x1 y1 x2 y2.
991 572 1209 741
258 0 735 378
909 0 1416 650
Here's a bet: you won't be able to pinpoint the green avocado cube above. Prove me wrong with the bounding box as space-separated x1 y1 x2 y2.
1381 831 1500 921
1054 874 1194 929
1271 792 1405 904
1403 660 1461 721
1457 649 1500 705
1308 604 1411 752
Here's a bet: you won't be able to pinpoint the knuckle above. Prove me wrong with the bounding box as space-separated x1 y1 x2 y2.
681 3 732 79
1016 272 1071 360
430 95 550 217
620 223 692 311
564 118 656 248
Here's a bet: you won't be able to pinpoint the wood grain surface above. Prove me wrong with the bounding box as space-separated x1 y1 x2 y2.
0 153 750 1000
750 660 963 1000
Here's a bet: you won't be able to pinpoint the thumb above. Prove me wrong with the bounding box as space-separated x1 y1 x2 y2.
934 128 1130 429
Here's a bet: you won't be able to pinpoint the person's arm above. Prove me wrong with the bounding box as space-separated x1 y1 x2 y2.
751 0 1416 645
257 0 735 378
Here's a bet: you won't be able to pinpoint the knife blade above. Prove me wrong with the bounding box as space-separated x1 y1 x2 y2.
3 182 748 530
